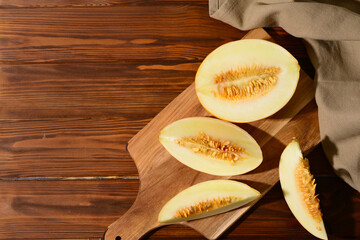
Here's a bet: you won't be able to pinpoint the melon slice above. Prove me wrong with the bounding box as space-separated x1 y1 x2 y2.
158 179 260 223
195 39 300 122
279 139 327 240
159 117 262 176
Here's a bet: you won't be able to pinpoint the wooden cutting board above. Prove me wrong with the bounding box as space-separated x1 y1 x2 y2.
105 28 320 240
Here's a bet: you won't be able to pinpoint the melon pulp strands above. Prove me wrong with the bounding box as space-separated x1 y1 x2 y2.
279 140 327 240
195 39 300 123
158 180 260 223
159 117 263 176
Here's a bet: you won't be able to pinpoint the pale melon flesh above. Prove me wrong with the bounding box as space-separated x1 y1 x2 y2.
195 39 300 122
159 117 262 176
158 179 260 223
279 140 327 240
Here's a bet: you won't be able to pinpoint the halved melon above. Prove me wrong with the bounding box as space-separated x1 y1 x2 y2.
195 39 300 122
159 117 262 176
158 179 260 223
279 139 327 240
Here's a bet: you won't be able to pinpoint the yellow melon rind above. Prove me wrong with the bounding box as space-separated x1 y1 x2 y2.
159 117 263 176
158 180 260 223
279 139 327 240
195 39 300 123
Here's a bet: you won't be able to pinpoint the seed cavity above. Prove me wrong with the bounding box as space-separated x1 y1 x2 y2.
213 65 280 101
174 196 240 219
295 157 323 230
175 131 247 165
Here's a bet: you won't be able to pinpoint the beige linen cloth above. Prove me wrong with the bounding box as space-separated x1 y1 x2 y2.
209 0 360 191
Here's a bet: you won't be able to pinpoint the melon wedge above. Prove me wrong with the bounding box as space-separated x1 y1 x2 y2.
158 180 260 223
195 39 300 122
279 140 327 240
159 117 262 176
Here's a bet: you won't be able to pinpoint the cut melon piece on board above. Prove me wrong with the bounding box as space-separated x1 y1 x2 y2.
279 139 327 240
159 117 262 176
195 39 300 122
158 179 260 223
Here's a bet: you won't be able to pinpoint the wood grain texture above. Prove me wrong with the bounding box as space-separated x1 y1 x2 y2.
0 179 139 239
0 61 197 119
0 6 244 64
0 118 145 178
0 9 311 67
105 28 320 240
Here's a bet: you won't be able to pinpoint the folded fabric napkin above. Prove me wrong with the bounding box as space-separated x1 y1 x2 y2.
209 0 360 191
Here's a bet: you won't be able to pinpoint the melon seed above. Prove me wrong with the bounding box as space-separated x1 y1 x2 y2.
175 131 247 164
174 196 241 219
214 65 280 101
295 157 323 228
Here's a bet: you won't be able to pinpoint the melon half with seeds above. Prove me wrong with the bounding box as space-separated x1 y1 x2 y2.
195 39 300 122
158 180 260 223
159 117 262 176
279 140 327 240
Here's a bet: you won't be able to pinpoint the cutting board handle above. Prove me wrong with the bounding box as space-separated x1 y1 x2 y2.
104 195 162 240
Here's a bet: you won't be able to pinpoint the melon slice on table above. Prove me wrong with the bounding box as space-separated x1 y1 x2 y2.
159 117 262 176
195 39 300 122
158 179 260 223
279 139 327 240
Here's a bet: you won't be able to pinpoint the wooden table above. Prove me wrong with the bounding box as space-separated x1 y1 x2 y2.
0 1 359 239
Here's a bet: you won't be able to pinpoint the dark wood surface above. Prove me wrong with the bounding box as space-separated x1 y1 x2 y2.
0 1 358 239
